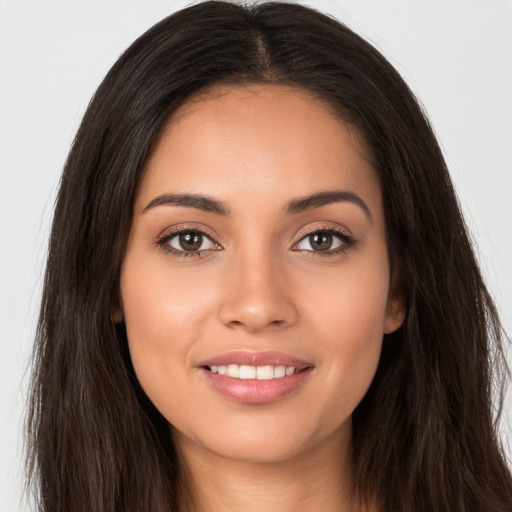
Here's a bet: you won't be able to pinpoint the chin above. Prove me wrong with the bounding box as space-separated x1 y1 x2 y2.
200 437 307 465
171 410 351 466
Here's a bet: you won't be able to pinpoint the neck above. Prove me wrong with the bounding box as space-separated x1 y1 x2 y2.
174 424 372 512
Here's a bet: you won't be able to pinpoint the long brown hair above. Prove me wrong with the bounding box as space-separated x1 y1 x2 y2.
26 1 512 511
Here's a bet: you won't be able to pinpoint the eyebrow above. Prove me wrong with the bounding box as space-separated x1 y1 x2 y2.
143 193 231 215
283 190 372 221
143 190 371 221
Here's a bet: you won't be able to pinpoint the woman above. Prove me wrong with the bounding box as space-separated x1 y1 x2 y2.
26 1 512 511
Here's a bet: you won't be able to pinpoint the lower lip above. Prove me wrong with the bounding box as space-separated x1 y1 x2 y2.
201 367 314 404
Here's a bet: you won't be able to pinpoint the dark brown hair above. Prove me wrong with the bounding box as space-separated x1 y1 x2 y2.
26 1 512 511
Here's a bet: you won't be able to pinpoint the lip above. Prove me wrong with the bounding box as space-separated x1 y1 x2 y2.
198 350 314 404
199 350 312 369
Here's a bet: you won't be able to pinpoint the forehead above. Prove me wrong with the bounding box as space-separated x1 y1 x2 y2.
138 84 380 217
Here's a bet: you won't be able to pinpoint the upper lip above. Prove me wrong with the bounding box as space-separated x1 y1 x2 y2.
198 350 313 369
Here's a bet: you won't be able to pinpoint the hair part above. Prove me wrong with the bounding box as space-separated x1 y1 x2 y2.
26 2 512 511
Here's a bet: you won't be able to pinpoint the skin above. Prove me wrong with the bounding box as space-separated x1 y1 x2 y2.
116 84 405 512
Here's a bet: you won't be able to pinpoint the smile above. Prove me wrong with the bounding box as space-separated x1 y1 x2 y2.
199 351 314 404
206 364 299 380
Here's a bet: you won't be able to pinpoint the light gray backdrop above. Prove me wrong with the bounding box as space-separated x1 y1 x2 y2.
1 1 511 510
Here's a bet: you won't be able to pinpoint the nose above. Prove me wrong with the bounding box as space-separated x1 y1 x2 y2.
218 250 299 333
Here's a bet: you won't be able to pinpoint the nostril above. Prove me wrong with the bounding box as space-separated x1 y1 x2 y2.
219 294 299 332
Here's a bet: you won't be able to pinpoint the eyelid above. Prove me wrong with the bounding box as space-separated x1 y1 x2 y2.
291 223 355 255
155 224 222 246
292 223 352 244
154 222 355 259
154 224 223 258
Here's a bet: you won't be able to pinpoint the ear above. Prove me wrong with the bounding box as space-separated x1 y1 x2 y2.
384 262 407 334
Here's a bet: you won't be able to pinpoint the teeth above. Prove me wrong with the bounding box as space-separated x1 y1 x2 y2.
256 365 274 380
274 365 286 378
207 364 299 380
239 365 256 379
226 364 239 378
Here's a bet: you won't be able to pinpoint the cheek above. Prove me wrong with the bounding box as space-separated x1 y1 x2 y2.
119 257 217 404
121 256 214 339
298 254 389 400
303 256 389 334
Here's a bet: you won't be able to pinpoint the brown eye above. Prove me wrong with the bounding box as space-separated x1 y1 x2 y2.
309 233 333 251
178 232 203 251
294 229 350 253
167 231 217 252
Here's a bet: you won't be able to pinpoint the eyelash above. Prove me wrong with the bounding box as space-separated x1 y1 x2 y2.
155 225 355 259
293 226 355 257
155 226 219 259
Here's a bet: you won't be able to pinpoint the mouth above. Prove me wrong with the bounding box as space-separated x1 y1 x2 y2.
198 351 314 404
203 364 307 380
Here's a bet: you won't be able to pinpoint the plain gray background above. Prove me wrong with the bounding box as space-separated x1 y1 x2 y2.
1 1 511 510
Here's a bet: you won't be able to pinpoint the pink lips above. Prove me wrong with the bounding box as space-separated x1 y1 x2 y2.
199 350 314 404
199 350 311 369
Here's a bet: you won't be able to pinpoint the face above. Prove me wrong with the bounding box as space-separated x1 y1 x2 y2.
117 84 405 464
